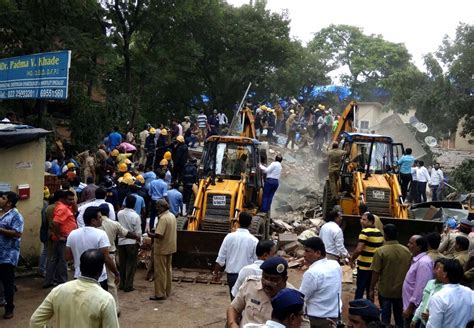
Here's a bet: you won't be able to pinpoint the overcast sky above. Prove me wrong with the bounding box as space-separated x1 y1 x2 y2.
226 0 473 70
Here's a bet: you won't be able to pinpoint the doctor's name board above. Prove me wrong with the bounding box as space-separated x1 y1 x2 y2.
0 51 71 100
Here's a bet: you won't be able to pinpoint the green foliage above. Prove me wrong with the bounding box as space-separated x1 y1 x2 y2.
449 160 474 193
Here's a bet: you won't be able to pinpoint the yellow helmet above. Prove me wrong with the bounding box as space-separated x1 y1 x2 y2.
117 162 128 172
136 174 145 184
123 172 133 179
176 135 185 143
122 176 134 185
124 158 132 165
149 127 156 134
160 158 168 166
111 149 119 157
43 186 50 200
164 151 172 160
160 128 168 136
67 162 75 169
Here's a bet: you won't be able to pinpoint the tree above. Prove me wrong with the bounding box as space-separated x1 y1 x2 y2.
309 24 413 100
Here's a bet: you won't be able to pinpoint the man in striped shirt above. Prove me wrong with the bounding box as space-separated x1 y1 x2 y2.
350 212 384 300
196 110 208 146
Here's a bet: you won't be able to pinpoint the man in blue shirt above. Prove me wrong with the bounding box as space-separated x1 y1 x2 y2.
167 182 183 217
108 126 122 151
397 148 415 201
148 171 168 230
122 184 146 217
0 192 24 319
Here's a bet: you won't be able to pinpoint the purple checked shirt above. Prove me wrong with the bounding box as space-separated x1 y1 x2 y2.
402 252 434 310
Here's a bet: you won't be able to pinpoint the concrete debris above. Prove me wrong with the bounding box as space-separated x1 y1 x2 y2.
281 241 300 253
278 233 298 245
288 258 305 268
297 228 317 241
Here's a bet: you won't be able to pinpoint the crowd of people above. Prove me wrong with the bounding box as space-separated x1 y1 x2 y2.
0 102 472 327
220 210 474 328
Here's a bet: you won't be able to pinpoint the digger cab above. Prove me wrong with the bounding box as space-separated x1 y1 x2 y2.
334 132 407 218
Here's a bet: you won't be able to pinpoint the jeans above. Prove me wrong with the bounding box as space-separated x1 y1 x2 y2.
400 173 412 201
407 180 418 203
431 185 439 201
0 264 15 313
44 240 68 285
355 268 372 300
227 273 239 301
378 294 403 327
417 181 427 203
261 178 279 212
39 242 48 274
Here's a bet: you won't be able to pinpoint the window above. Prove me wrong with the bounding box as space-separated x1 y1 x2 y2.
359 120 369 130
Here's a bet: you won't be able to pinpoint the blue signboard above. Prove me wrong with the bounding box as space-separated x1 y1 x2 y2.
0 50 71 100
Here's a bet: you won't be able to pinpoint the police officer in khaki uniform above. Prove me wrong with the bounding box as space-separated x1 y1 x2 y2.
227 257 294 327
327 141 347 199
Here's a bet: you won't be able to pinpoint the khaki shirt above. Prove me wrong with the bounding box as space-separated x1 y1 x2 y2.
29 277 118 328
231 277 294 327
153 210 177 255
99 216 129 253
370 241 412 298
427 249 446 262
327 149 346 172
454 251 470 268
439 231 473 257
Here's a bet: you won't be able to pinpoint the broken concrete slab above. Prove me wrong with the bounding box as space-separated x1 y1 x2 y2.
281 241 300 253
278 233 298 244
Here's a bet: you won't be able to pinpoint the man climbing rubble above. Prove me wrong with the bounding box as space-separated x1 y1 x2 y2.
327 141 347 199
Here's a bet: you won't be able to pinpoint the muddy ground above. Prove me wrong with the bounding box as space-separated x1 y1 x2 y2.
5 267 356 328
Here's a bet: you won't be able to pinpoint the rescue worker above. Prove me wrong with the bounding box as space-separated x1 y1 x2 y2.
227 257 294 327
172 135 188 184
327 141 347 199
155 129 169 170
182 158 198 216
259 155 283 213
144 128 156 169
285 109 297 150
138 124 150 166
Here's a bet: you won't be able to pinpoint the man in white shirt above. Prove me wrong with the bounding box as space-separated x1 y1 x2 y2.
429 163 444 201
299 237 342 328
117 195 142 292
259 154 283 213
231 240 276 298
214 212 258 300
415 160 431 203
427 258 474 328
319 210 349 261
217 110 229 134
76 188 115 227
66 207 120 290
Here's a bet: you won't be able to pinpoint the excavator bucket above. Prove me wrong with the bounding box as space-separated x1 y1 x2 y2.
173 230 228 269
341 215 443 249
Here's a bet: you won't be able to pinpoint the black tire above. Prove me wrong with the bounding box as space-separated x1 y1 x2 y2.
322 180 336 219
176 216 188 230
249 216 266 237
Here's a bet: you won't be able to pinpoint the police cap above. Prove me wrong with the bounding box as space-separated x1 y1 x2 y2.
260 256 288 276
348 299 380 319
271 288 304 313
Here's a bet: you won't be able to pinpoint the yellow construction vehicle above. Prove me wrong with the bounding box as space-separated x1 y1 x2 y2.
174 105 270 268
323 132 408 218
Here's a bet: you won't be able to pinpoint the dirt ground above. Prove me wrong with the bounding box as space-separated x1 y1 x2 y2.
4 267 356 328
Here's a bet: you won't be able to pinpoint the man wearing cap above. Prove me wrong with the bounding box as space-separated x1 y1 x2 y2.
215 212 258 300
173 135 188 184
243 288 305 328
348 299 382 328
299 237 342 328
227 256 294 327
98 203 139 314
145 128 156 168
